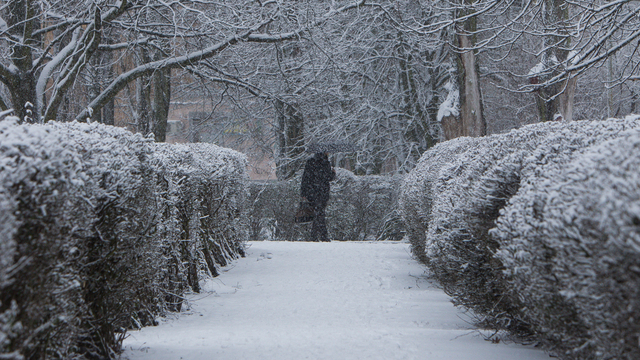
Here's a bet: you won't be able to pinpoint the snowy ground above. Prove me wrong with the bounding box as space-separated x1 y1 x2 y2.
122 241 549 360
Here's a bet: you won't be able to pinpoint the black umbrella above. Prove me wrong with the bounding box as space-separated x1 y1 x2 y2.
306 142 357 154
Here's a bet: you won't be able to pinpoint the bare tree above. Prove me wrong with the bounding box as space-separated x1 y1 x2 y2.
491 0 640 121
258 0 448 174
169 0 451 176
4 0 635 170
411 0 640 129
0 0 366 126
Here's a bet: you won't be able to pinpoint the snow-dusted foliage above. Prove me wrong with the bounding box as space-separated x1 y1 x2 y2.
0 121 247 359
247 180 296 241
400 116 640 358
52 121 168 358
0 192 15 291
493 116 640 359
0 119 93 359
399 136 480 263
248 168 404 241
328 169 404 241
422 122 559 328
153 143 248 296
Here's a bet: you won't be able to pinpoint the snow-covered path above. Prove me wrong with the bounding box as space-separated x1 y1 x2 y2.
122 241 549 360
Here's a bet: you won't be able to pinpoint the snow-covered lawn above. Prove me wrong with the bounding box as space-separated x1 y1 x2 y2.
122 241 549 360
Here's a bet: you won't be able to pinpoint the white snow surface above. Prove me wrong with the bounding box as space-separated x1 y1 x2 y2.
122 241 548 360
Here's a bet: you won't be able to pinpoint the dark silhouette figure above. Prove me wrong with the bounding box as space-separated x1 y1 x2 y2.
300 152 336 242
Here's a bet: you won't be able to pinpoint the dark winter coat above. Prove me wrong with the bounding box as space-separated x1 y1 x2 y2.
301 152 335 208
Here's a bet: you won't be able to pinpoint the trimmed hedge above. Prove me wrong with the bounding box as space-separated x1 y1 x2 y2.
398 136 481 263
154 143 248 294
248 168 403 241
494 125 640 359
0 120 248 359
400 116 640 359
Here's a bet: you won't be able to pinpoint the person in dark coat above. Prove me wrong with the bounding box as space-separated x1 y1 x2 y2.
300 152 336 242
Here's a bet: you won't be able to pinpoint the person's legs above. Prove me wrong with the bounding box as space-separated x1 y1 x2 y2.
310 204 329 242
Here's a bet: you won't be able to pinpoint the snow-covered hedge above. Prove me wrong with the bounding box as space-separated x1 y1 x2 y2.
248 169 404 241
398 136 480 263
0 121 94 360
493 123 640 359
328 169 404 241
154 143 248 295
418 122 557 329
0 120 247 359
400 116 640 359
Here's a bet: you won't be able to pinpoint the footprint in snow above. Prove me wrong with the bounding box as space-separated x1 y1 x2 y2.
257 252 273 261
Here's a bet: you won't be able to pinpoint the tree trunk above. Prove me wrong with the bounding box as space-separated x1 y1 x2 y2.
89 63 103 124
557 75 577 121
136 75 152 134
103 97 115 126
10 74 38 123
4 0 39 122
275 99 305 180
187 111 206 143
535 85 559 122
456 32 485 137
152 65 171 142
136 50 152 135
130 49 172 140
450 2 485 139
536 0 573 122
441 114 464 141
93 36 116 125
0 93 8 112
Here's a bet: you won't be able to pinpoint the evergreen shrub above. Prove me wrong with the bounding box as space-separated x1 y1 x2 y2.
0 120 247 359
494 120 640 359
400 116 640 359
248 168 403 241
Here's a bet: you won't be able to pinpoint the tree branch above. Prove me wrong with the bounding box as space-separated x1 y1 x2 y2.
97 38 150 51
42 0 129 121
0 62 16 87
75 0 367 122
75 28 257 122
246 0 367 43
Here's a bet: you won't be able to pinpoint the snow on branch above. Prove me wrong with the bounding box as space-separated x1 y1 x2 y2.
436 80 460 123
74 0 367 122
